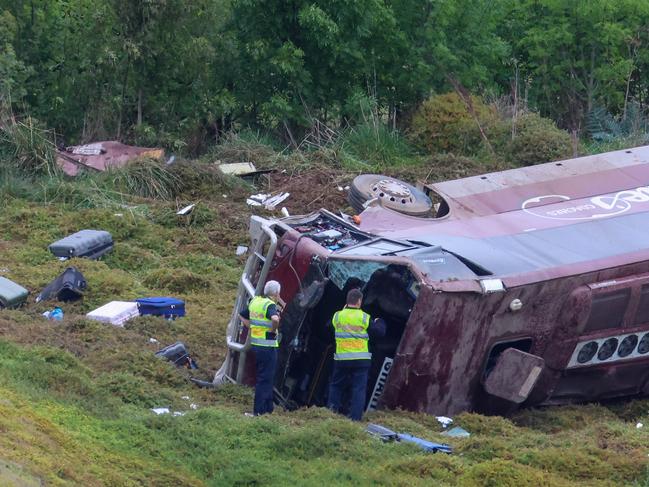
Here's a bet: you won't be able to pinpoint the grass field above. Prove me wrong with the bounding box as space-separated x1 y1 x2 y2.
1 141 649 486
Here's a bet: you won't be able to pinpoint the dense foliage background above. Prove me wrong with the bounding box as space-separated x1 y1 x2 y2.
3 0 649 154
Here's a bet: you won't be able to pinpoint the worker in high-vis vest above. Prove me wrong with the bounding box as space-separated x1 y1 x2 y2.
239 280 285 416
328 288 386 421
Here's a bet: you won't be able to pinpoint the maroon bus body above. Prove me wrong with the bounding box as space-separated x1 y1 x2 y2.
221 146 649 415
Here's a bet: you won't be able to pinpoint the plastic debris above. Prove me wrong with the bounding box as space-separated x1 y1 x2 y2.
637 422 644 429
246 193 268 207
366 423 399 441
236 245 248 256
151 407 187 417
441 426 471 438
246 192 290 210
42 307 64 321
181 396 190 400
190 403 199 410
219 162 257 176
281 207 290 217
397 433 453 454
177 203 195 216
149 337 159 344
435 416 453 428
366 424 452 454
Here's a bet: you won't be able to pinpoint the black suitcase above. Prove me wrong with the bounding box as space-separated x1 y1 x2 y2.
155 342 198 369
36 267 87 303
48 230 113 260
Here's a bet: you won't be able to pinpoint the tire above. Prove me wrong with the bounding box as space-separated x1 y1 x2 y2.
348 174 432 217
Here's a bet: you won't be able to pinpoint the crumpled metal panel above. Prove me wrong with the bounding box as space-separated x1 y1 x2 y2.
56 141 164 176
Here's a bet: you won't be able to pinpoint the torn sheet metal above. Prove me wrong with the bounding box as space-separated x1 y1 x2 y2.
57 141 164 176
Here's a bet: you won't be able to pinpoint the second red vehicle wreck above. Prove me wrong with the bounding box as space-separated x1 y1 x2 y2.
214 145 649 416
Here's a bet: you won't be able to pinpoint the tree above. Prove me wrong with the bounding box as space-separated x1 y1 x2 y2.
501 0 649 133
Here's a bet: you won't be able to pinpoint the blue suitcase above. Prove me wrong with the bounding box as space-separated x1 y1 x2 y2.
135 297 185 319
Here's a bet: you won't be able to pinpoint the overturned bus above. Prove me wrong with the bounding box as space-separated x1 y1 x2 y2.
214 145 649 416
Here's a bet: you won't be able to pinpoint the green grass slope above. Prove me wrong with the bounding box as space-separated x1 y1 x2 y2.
0 162 648 485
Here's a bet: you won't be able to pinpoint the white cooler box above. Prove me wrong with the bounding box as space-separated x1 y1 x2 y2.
86 301 140 327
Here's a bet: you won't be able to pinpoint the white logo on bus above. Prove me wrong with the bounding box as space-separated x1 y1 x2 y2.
521 186 649 220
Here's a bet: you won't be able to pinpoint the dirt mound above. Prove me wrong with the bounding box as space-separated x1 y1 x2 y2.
266 166 353 215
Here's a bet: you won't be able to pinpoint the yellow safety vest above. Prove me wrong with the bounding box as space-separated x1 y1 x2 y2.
333 307 371 360
248 296 278 348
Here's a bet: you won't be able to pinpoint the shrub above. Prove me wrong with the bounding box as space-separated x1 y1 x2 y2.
409 93 573 166
408 92 496 155
0 116 58 175
337 122 416 169
501 113 572 166
104 157 181 200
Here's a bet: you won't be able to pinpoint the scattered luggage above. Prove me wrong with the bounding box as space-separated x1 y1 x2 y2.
36 267 87 303
155 342 198 369
86 301 139 327
0 276 29 309
135 297 186 319
49 230 113 260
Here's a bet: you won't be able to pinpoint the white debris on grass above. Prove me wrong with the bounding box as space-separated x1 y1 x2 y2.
637 422 644 429
190 403 199 410
177 203 195 215
151 407 188 417
246 194 268 207
246 192 290 210
149 337 159 344
236 245 248 256
435 416 453 428
181 396 190 401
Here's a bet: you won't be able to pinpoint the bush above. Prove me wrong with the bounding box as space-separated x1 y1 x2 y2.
501 113 572 166
408 92 496 155
409 92 573 166
337 122 416 169
0 116 58 175
104 157 181 200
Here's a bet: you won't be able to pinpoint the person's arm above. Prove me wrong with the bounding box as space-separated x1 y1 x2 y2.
266 304 280 332
270 314 280 332
239 308 250 328
369 317 387 338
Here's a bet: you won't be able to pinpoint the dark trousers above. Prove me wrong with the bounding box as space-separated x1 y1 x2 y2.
327 362 370 421
252 346 277 415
